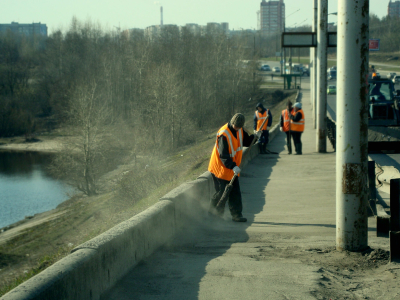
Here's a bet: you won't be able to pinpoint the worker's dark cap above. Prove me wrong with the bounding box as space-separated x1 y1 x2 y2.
230 113 245 128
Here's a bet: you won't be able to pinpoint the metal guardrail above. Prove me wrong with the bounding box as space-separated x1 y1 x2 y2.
326 114 336 151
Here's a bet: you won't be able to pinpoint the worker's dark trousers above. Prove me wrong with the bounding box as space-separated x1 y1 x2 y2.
291 131 303 154
258 130 269 153
260 130 269 145
209 173 243 218
285 131 293 154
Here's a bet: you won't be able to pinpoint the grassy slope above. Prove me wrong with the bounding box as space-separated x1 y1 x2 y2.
0 89 296 296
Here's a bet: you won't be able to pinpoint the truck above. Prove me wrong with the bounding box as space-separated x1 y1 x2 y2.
368 77 400 152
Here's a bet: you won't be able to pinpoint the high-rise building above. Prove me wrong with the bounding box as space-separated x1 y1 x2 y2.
144 25 161 40
221 23 229 35
206 22 222 34
185 23 201 35
0 22 48 37
388 0 400 17
260 0 285 36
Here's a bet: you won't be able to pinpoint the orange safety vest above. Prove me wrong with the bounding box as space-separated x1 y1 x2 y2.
255 110 268 131
208 123 243 181
281 109 294 132
290 109 305 132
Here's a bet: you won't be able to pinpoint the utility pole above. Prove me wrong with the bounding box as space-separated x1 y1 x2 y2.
311 0 318 129
336 0 369 251
316 0 328 152
160 6 163 26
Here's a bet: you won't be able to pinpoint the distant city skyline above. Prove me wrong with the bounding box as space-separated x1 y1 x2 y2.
0 0 389 34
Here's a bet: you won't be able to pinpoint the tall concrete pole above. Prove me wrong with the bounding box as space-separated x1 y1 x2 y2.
336 0 369 251
312 0 318 128
316 0 328 152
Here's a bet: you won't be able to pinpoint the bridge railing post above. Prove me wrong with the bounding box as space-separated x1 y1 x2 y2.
390 179 400 262
368 161 377 216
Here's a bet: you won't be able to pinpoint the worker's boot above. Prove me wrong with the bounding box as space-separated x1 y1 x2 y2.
262 143 269 154
295 143 302 155
232 214 247 222
258 143 266 154
287 140 292 154
298 143 302 155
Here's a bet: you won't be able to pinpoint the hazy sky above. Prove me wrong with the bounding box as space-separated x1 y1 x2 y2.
1 0 388 33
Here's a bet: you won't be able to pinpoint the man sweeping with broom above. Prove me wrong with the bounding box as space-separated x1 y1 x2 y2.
208 113 262 222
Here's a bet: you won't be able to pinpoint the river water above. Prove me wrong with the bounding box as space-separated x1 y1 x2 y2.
0 151 74 228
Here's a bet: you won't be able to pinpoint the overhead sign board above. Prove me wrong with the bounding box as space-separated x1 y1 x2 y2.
369 39 380 51
281 32 337 48
282 33 316 47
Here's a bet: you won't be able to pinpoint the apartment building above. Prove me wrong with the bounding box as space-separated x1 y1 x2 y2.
260 0 285 36
388 0 400 17
0 22 48 37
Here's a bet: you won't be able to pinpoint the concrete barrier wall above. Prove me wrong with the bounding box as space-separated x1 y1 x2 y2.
1 201 175 300
1 119 282 300
160 178 210 228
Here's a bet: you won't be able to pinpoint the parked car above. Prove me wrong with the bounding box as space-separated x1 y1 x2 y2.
387 72 397 79
327 70 337 80
393 75 400 84
327 85 336 95
260 64 271 71
272 67 280 72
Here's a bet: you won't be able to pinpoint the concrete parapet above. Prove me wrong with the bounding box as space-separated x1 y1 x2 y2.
0 201 175 300
160 178 210 227
269 123 280 143
197 171 213 200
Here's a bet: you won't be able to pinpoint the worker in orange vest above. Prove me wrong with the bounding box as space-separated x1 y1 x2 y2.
208 113 261 222
253 103 272 154
279 100 294 154
290 102 305 155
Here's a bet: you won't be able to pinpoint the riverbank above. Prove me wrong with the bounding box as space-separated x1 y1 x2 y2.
0 132 69 153
0 90 297 296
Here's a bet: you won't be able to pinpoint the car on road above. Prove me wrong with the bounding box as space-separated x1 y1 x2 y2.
327 69 337 80
272 67 280 72
387 72 397 79
302 67 310 76
393 75 400 84
327 85 336 95
260 64 271 71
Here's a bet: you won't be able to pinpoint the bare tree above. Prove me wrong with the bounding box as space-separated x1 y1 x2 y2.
51 81 112 195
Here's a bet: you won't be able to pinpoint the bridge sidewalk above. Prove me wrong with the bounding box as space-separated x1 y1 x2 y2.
102 84 388 300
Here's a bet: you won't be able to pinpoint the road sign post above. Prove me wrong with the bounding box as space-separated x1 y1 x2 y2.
312 0 318 129
316 0 328 153
369 39 380 51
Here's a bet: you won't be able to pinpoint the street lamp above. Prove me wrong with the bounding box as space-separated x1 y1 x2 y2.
282 9 301 77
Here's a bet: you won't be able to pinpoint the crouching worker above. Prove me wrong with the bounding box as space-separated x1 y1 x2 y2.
208 113 260 222
254 103 272 154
